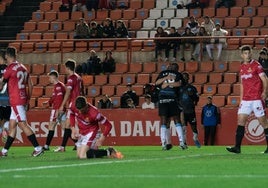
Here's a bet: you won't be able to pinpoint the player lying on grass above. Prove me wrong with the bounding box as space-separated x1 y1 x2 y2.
72 96 123 159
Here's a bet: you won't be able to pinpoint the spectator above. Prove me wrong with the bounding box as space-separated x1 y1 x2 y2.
205 23 228 61
74 18 90 39
89 21 103 38
98 0 116 9
59 0 73 12
259 50 268 77
86 0 99 11
186 16 199 35
259 49 268 107
201 15 215 35
102 18 115 38
126 98 136 109
72 0 87 12
120 83 139 108
142 94 155 109
82 50 102 75
115 20 129 38
143 83 160 107
177 0 209 9
180 27 196 61
154 26 169 62
193 26 210 61
215 0 235 8
97 94 113 109
102 50 115 74
167 27 180 62
201 96 221 146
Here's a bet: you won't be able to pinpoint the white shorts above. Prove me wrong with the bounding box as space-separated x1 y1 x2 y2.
75 130 101 148
49 109 67 122
238 100 265 117
10 105 27 122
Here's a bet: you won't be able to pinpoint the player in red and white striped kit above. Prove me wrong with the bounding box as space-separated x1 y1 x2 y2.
72 96 123 159
43 70 66 151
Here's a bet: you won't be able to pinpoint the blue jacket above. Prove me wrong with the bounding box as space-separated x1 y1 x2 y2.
201 104 220 126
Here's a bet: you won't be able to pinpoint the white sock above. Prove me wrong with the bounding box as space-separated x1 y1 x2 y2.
160 125 167 146
2 148 8 153
175 123 184 144
35 146 42 151
166 128 171 144
193 132 198 141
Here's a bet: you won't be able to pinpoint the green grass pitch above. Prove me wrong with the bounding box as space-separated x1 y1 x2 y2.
0 146 268 188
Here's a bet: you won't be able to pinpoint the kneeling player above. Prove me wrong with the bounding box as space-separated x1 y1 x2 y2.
72 96 123 159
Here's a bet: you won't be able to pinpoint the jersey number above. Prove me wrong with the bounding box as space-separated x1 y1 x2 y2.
17 71 27 89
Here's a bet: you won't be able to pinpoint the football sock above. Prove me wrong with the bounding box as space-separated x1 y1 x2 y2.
193 132 198 141
235 125 245 149
182 126 187 145
165 128 171 144
175 123 184 144
4 136 15 151
264 128 268 146
27 134 39 148
61 128 71 147
46 130 55 146
86 149 107 158
191 124 198 135
160 125 167 146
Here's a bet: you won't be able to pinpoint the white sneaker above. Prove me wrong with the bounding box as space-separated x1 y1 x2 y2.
53 146 65 152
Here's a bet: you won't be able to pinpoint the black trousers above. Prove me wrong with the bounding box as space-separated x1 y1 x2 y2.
204 126 217 145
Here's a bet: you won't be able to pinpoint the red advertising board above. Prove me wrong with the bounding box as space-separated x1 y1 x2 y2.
8 108 266 147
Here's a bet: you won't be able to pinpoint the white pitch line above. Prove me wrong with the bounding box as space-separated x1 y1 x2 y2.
9 174 268 179
0 153 233 174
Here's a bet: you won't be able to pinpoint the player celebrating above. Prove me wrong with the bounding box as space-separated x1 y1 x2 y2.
43 70 66 151
0 47 43 157
155 63 185 150
227 45 268 154
54 59 84 152
73 96 123 159
178 72 201 148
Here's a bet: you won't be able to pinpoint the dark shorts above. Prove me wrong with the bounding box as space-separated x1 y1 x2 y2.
184 112 197 126
158 99 180 117
0 106 11 120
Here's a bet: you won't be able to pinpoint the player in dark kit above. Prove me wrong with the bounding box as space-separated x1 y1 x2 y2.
178 72 201 148
156 63 185 150
0 50 11 143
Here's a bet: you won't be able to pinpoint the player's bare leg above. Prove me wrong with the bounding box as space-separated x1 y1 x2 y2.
77 145 90 159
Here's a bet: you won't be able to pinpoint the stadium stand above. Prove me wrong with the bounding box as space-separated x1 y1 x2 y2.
2 0 268 108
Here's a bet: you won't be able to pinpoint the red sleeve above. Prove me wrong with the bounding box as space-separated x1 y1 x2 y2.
101 118 112 137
